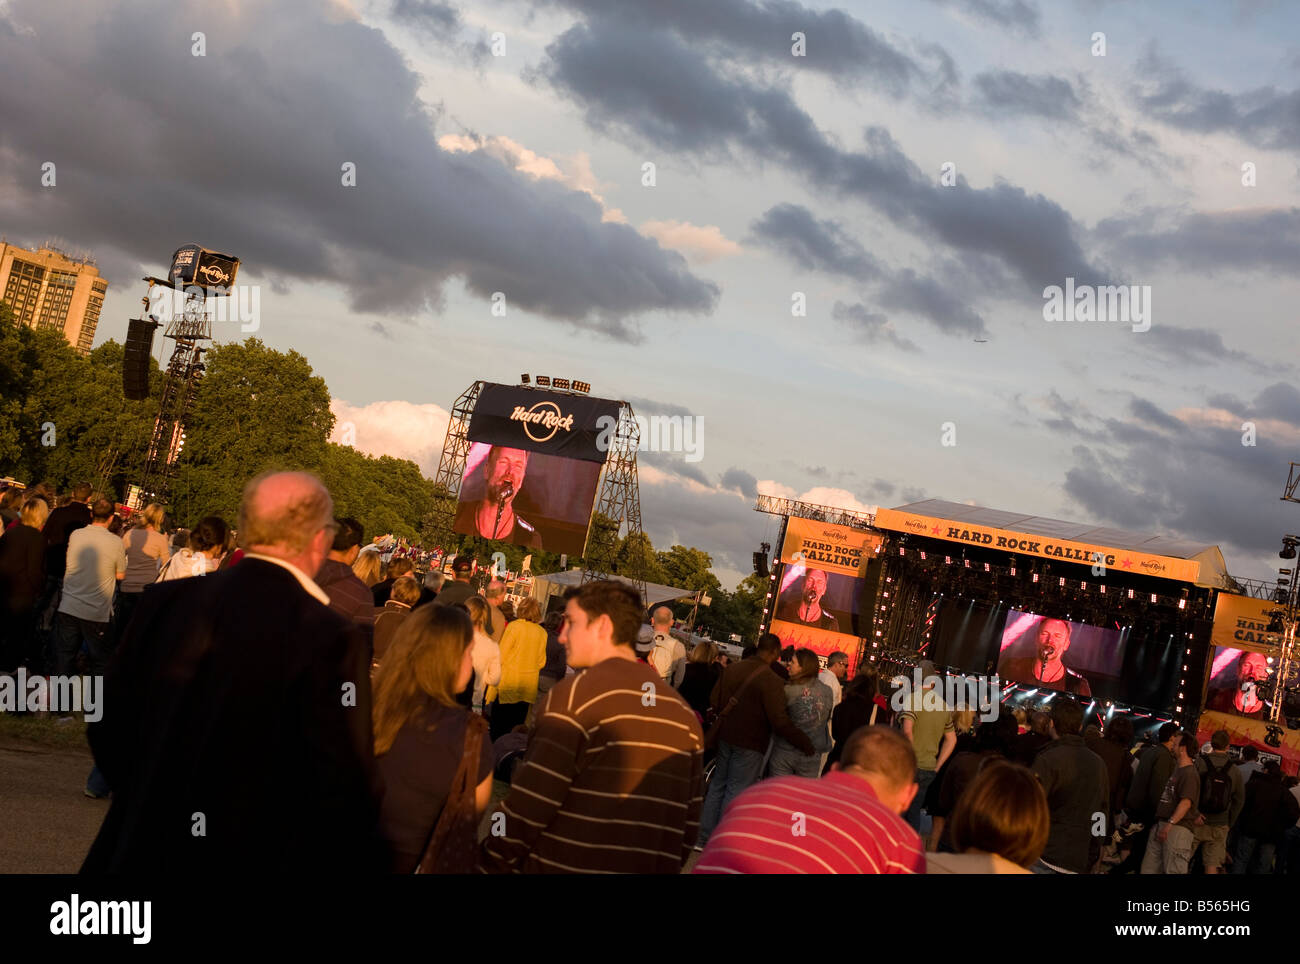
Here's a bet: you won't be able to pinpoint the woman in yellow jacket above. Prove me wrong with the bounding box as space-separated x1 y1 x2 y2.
487 596 548 741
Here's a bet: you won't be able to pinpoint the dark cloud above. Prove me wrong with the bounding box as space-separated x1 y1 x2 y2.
392 0 460 32
831 302 919 351
1128 397 1183 434
749 204 882 279
1050 388 1297 577
751 203 986 338
636 476 762 585
1134 46 1300 149
536 0 945 94
1207 383 1300 425
1138 326 1292 376
974 70 1080 118
721 467 759 498
537 18 1104 295
1096 207 1300 277
639 451 710 487
876 268 988 337
622 395 696 419
0 0 717 339
390 0 490 63
923 0 1041 36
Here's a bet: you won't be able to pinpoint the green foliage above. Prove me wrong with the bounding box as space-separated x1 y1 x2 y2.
0 304 160 494
170 338 333 523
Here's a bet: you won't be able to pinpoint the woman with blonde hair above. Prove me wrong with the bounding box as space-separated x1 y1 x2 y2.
0 497 50 671
374 604 494 873
118 502 170 632
463 595 501 715
352 550 382 588
489 595 547 741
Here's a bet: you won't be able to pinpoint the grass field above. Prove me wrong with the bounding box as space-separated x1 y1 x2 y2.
0 712 90 750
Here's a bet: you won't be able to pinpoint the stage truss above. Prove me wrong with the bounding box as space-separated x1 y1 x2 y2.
427 381 646 602
133 284 210 506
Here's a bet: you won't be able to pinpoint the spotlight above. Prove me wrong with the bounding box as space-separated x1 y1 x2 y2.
1281 536 1298 560
1267 611 1285 633
1032 573 1039 583
520 374 531 384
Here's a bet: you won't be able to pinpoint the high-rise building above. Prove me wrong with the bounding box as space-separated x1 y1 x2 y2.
0 240 109 355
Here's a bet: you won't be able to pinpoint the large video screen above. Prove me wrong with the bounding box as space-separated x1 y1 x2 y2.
453 383 619 556
1204 646 1272 720
454 443 600 556
995 610 1127 698
767 518 881 675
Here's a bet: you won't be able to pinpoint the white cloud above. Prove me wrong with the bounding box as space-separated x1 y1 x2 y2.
640 220 742 263
329 399 450 475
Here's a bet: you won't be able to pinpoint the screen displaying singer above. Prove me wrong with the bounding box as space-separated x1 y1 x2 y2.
997 616 1093 697
454 446 542 548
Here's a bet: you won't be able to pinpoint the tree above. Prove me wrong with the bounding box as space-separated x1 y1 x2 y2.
170 338 333 524
0 305 159 495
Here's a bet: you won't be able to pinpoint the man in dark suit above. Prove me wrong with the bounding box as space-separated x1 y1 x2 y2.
83 471 384 874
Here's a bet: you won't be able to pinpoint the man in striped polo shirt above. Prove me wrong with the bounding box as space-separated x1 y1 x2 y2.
693 726 925 874
480 581 704 873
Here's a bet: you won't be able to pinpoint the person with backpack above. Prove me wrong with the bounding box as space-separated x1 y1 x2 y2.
647 606 685 688
1190 729 1245 874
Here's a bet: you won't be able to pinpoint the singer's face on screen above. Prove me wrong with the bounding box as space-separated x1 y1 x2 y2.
802 569 828 605
1239 652 1269 684
1036 619 1070 662
485 448 528 505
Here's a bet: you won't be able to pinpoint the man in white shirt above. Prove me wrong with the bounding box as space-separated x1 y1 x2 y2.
649 606 686 688
819 651 849 708
53 498 126 677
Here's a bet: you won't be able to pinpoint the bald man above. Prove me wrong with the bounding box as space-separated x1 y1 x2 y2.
84 471 383 873
648 605 686 688
774 569 840 632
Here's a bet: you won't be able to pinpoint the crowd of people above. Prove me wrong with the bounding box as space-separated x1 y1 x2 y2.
2 472 1298 876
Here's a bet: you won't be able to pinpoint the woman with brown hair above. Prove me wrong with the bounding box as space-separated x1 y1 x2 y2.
926 758 1049 874
374 604 495 873
767 648 834 778
489 596 547 741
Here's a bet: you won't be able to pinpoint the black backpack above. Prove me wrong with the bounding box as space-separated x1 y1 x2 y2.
1200 758 1234 815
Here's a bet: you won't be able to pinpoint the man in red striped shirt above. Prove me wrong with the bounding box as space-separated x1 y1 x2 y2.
694 725 925 874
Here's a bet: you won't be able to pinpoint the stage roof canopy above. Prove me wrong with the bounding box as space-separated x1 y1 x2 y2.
531 569 698 608
881 499 1233 589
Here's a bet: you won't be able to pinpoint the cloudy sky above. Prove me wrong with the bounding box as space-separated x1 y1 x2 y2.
2 0 1298 589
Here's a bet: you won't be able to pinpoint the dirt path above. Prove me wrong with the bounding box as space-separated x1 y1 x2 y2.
0 739 107 873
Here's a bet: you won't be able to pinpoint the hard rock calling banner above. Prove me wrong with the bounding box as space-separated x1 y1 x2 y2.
873 507 1201 584
768 518 882 675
